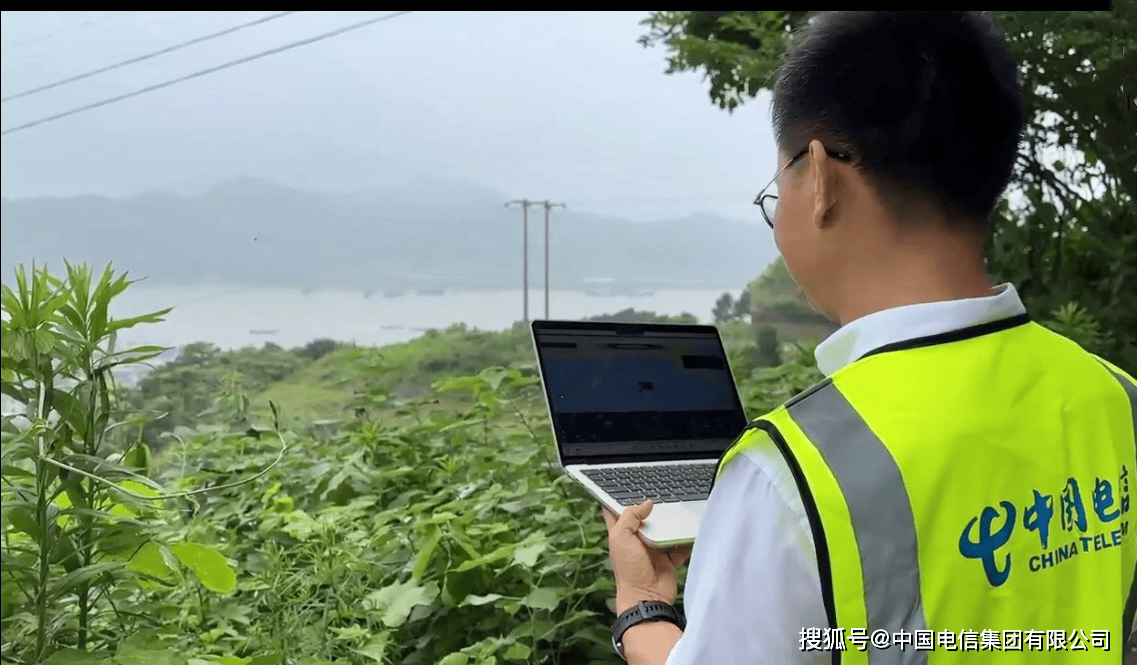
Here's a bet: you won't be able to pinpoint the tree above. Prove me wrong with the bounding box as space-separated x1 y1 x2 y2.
746 257 806 309
300 338 339 361
713 292 736 322
642 9 1136 366
756 325 782 367
734 289 752 320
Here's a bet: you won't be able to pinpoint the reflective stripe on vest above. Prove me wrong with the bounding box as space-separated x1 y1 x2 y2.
715 321 1137 664
788 381 930 664
1096 359 1137 655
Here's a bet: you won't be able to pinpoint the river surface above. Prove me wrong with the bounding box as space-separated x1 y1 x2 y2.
108 285 740 351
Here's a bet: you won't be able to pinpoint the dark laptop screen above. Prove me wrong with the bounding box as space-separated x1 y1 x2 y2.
532 320 749 464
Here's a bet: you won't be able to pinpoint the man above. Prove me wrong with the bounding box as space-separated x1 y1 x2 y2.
602 11 1136 664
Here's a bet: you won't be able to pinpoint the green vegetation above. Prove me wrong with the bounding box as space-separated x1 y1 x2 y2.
640 7 1136 367
2 263 239 665
2 263 821 664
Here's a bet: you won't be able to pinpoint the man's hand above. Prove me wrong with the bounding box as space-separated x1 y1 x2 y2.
602 500 692 614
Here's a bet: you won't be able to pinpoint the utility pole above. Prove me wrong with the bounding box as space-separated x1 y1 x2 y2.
540 201 566 319
505 199 536 323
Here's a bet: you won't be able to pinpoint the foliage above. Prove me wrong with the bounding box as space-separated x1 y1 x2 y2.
713 291 753 323
1 263 248 665
733 290 751 319
755 326 782 368
298 339 340 362
1042 302 1116 355
641 8 1136 370
983 9 1137 369
583 308 699 324
746 257 804 308
637 11 810 112
712 292 734 323
153 365 628 665
739 341 825 416
123 342 308 448
0 264 834 664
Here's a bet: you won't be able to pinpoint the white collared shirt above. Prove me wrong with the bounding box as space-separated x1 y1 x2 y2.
665 283 1027 664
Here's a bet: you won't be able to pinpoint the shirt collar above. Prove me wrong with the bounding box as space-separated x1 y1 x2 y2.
814 283 1027 376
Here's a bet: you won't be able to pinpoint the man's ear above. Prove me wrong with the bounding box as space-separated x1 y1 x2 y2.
809 140 839 229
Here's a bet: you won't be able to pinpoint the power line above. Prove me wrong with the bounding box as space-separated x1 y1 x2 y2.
2 11 301 104
0 11 413 138
1 12 121 53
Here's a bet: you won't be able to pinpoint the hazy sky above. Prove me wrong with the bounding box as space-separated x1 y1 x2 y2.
0 11 778 222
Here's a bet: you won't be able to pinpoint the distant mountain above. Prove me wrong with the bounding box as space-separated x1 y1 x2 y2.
1 176 775 290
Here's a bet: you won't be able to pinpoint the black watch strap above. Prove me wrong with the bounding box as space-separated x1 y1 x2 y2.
612 601 686 660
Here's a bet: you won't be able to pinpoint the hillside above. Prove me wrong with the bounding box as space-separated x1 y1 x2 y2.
1 175 776 291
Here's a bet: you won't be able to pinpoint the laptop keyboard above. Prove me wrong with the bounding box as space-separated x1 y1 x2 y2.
582 463 716 506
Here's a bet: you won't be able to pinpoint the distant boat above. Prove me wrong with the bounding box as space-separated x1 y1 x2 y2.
300 288 315 296
250 329 278 335
363 289 375 299
383 289 405 298
379 324 404 330
416 288 445 296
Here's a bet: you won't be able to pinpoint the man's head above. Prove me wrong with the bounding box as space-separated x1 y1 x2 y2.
765 11 1024 323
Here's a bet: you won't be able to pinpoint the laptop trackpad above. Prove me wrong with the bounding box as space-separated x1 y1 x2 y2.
683 501 709 520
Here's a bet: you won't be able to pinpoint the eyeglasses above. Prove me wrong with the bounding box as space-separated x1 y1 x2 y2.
754 146 851 228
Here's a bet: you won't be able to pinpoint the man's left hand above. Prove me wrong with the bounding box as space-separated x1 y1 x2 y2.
602 500 692 614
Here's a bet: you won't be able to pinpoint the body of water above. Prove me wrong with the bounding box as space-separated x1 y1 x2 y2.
108 285 741 351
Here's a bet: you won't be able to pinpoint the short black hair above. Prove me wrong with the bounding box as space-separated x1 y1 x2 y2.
771 11 1024 226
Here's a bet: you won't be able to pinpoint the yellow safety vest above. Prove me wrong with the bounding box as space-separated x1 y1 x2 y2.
715 316 1137 663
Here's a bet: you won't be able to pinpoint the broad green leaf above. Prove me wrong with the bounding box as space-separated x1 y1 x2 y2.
33 327 57 355
500 446 535 464
512 535 547 568
437 654 470 665
522 587 560 611
503 643 531 661
366 579 440 628
453 541 516 572
460 593 506 606
122 444 152 473
171 543 236 593
412 525 441 581
481 366 508 391
128 541 176 582
353 635 390 663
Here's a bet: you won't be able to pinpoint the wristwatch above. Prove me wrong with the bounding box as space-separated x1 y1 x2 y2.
612 600 686 660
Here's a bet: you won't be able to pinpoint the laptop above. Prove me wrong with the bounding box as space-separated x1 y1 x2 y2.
531 319 750 546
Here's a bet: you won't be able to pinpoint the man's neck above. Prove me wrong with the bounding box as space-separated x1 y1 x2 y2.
833 234 992 326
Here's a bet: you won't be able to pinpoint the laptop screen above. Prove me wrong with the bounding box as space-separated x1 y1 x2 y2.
532 320 749 465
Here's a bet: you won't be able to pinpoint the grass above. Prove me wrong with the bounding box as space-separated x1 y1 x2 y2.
251 324 529 422
250 319 781 425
